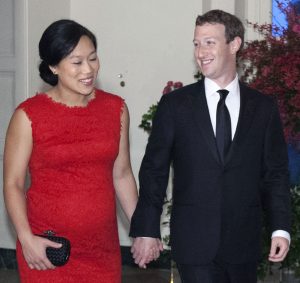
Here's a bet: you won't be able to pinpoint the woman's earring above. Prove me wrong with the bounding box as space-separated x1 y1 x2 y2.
51 68 57 75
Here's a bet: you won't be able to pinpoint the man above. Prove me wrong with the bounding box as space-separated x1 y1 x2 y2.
130 9 291 283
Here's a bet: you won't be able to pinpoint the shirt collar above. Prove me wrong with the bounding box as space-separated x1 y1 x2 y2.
204 74 239 98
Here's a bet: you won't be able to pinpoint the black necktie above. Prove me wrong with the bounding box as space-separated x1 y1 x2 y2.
216 89 231 164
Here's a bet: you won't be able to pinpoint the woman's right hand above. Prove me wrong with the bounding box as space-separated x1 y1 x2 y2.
20 234 62 270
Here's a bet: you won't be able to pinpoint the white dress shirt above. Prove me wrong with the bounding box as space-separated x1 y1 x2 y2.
205 75 240 139
204 75 290 244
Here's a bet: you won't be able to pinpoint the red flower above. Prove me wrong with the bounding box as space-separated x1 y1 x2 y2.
162 81 184 95
163 86 172 95
239 0 300 138
290 95 300 110
174 81 183 88
292 24 300 34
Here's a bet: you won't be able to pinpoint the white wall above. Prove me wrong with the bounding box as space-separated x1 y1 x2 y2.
0 0 271 249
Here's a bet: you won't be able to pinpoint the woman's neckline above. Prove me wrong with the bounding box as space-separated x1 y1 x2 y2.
40 91 98 109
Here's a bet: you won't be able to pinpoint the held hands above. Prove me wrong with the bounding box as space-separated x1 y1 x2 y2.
20 234 62 270
131 237 164 268
269 236 289 262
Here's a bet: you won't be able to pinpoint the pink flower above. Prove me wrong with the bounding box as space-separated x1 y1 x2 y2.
174 81 183 88
162 81 184 94
163 86 172 95
290 95 300 110
261 66 271 77
292 24 300 34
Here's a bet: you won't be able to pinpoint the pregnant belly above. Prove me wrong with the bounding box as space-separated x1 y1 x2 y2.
27 188 116 235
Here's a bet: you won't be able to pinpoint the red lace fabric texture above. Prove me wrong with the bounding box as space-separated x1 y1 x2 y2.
16 89 124 283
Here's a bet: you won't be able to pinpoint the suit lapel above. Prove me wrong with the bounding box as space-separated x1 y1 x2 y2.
189 80 257 166
190 80 221 164
225 82 257 164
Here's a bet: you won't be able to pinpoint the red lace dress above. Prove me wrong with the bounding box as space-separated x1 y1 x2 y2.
16 89 124 283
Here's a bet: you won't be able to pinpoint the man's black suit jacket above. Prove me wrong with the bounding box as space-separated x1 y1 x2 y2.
130 79 291 265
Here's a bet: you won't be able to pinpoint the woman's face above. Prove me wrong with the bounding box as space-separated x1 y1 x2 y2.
51 35 100 97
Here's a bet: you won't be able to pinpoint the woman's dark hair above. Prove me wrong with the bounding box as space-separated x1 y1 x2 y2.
196 10 245 51
39 19 97 86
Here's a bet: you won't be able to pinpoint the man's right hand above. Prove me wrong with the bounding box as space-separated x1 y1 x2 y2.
131 237 163 268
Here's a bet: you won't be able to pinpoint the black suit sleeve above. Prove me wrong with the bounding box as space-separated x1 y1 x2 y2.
129 95 174 238
262 99 291 233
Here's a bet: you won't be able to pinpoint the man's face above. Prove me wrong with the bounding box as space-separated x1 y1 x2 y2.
193 23 239 86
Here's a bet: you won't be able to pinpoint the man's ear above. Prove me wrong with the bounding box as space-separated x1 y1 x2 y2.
230 36 242 54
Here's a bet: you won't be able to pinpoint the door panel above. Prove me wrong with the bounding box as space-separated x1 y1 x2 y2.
0 0 23 249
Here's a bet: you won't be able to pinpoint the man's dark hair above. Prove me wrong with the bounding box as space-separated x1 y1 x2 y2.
196 10 245 50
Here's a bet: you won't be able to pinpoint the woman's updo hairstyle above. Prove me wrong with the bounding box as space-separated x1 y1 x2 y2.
38 19 97 86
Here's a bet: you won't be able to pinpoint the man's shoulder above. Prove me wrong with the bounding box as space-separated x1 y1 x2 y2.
163 81 203 101
240 81 276 106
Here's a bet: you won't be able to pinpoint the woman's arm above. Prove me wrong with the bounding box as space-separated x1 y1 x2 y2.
113 103 163 268
4 109 33 242
113 103 138 222
3 109 60 270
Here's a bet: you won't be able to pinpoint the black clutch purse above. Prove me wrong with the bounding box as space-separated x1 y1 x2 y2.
37 230 71 267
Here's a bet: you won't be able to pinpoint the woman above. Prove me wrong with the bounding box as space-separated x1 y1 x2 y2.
3 19 138 283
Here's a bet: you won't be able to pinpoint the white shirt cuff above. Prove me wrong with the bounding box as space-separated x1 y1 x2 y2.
272 230 291 245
